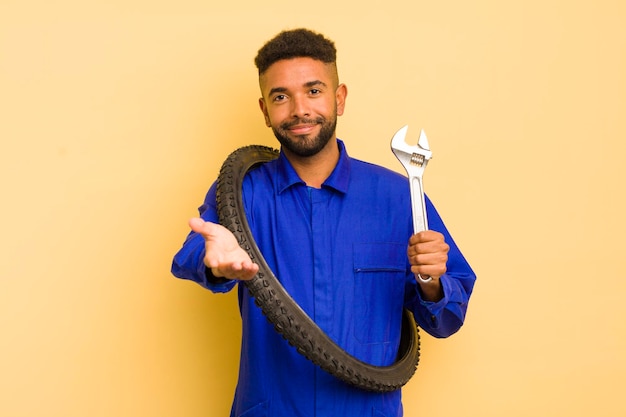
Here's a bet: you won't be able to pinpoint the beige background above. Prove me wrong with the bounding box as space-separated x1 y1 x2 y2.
1 1 625 416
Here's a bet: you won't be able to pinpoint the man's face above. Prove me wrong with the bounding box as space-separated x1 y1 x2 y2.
258 57 347 157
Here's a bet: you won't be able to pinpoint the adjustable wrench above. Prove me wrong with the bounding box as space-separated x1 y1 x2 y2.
391 125 432 233
390 125 433 282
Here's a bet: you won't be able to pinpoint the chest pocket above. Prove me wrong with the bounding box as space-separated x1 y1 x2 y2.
353 242 406 344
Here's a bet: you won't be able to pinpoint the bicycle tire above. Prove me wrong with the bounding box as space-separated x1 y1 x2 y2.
216 145 420 392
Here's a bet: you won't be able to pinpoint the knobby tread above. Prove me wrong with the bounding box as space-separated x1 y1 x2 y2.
216 145 420 392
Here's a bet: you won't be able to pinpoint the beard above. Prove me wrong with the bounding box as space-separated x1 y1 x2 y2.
271 114 337 157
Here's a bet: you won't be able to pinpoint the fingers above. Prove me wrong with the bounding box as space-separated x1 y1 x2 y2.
407 231 449 256
212 261 259 281
408 230 444 246
407 230 449 278
410 263 446 280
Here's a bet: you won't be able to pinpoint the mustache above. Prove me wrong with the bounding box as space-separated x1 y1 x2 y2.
280 117 325 129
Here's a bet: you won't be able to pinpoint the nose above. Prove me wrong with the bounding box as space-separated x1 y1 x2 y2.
291 94 310 118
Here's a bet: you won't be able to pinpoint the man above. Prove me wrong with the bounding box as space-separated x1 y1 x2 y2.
172 28 476 417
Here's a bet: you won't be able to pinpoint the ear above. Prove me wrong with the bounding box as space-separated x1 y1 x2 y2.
335 83 348 116
258 97 271 127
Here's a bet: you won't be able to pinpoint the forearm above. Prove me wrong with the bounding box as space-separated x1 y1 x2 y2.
171 183 237 293
408 196 476 337
409 271 474 338
417 278 444 302
171 232 236 293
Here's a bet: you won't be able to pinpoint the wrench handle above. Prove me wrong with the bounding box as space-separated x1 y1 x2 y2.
410 176 428 233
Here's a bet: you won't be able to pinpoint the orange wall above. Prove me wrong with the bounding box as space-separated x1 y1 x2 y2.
1 1 625 416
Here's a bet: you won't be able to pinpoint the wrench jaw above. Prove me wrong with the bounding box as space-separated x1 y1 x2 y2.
416 129 432 164
390 125 433 234
390 125 432 170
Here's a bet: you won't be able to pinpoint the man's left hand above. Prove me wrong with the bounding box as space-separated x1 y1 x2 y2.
407 230 449 301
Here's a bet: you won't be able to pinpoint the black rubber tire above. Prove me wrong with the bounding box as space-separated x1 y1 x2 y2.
216 145 420 392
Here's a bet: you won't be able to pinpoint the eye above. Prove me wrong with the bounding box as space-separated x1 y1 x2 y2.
309 88 321 95
273 94 287 102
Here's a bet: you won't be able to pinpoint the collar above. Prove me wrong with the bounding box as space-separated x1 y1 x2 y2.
276 139 351 195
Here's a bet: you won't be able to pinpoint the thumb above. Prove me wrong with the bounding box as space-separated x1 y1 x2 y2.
188 217 216 239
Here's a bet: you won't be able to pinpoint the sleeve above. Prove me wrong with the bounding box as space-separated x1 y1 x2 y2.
170 182 237 293
404 194 476 338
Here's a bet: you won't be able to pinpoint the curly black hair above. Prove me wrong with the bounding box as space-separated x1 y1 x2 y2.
254 28 337 75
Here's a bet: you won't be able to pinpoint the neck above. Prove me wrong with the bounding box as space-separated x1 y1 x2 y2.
283 139 340 188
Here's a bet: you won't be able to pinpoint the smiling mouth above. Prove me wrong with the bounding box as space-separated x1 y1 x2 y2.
282 118 322 136
288 124 317 135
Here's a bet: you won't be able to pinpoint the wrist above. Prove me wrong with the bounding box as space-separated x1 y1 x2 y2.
417 276 444 302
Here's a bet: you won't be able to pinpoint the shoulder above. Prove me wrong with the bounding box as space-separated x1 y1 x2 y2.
350 157 408 185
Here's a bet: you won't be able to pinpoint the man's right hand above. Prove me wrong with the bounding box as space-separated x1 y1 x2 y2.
189 217 259 281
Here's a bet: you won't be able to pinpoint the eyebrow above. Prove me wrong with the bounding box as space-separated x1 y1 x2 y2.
268 80 328 97
305 80 327 88
268 87 288 96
